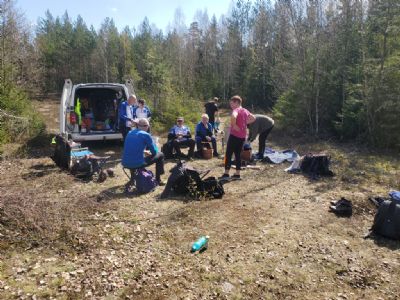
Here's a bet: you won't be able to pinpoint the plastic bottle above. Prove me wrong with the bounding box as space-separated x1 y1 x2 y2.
191 235 209 253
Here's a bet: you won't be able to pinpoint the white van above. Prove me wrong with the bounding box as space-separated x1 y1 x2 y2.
59 79 135 142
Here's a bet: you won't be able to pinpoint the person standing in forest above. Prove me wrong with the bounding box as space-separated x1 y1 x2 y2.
247 115 275 159
204 97 219 132
221 95 255 180
118 94 137 141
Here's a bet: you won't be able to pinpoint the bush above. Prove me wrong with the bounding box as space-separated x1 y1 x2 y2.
0 86 45 148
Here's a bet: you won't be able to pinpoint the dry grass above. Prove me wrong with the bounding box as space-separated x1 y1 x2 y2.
0 101 399 299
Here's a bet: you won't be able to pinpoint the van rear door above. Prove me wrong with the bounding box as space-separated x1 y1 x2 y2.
60 79 73 136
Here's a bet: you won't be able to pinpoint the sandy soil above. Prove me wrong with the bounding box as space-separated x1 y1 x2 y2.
0 99 399 299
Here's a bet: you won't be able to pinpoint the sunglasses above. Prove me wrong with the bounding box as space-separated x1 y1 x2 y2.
177 120 183 122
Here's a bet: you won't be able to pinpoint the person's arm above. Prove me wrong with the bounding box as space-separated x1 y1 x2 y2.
248 125 256 143
146 106 152 119
145 134 157 156
185 127 191 138
118 102 129 122
196 123 206 138
231 110 240 131
131 106 137 120
168 126 176 140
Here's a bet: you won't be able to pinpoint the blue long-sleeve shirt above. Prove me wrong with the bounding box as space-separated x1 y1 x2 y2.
118 101 134 127
168 125 191 140
122 129 157 168
195 122 213 139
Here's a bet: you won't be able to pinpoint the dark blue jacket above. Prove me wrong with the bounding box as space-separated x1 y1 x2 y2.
195 122 213 139
122 129 157 168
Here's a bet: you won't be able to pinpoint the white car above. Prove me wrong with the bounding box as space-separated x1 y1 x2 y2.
59 79 135 142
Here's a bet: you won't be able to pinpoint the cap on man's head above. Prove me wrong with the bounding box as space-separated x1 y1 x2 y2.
137 118 149 127
213 97 219 101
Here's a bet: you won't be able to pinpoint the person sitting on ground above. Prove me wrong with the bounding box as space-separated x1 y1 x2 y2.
195 114 219 158
167 117 195 159
248 114 275 159
122 118 165 185
204 97 219 132
221 95 256 180
118 94 137 141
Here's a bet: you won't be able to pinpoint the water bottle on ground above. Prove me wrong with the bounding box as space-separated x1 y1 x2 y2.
191 235 209 253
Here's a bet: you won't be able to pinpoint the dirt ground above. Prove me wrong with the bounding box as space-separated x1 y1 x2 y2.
1 98 399 299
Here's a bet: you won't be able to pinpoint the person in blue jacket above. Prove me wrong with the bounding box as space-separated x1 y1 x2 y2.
195 114 219 157
118 94 137 140
132 98 152 120
168 117 195 159
122 118 165 184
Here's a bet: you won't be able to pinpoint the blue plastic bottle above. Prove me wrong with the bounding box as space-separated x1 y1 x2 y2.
191 235 209 253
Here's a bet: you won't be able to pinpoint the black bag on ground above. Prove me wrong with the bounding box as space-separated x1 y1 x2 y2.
371 200 400 240
70 156 94 178
53 135 71 169
160 161 224 199
300 153 334 177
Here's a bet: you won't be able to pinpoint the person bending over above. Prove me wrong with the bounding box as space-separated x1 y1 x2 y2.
248 115 274 159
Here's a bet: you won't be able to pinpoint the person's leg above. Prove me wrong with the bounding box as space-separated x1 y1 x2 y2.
224 135 235 176
233 137 245 176
172 139 182 156
211 136 218 156
195 136 203 155
187 139 195 158
144 152 165 182
258 125 273 158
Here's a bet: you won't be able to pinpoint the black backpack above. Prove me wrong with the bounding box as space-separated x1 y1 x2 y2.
300 153 334 177
160 161 224 199
371 200 400 240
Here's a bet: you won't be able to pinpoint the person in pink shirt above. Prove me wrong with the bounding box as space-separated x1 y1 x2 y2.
221 95 255 179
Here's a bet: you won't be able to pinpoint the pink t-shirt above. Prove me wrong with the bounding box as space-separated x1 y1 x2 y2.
230 107 250 139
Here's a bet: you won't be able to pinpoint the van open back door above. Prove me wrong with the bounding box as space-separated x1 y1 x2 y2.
125 79 135 96
60 79 73 136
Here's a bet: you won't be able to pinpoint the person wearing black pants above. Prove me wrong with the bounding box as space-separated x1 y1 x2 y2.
130 152 165 182
224 134 245 174
248 114 275 159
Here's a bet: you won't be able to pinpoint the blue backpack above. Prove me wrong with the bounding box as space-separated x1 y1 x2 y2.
134 168 158 194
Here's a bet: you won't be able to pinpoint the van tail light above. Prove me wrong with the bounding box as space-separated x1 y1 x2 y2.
70 112 77 124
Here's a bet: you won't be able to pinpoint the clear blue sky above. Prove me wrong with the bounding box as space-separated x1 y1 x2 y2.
16 0 235 32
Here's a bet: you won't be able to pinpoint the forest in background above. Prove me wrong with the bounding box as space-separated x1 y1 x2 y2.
0 0 399 150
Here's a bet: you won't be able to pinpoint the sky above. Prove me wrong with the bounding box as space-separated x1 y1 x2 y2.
16 0 234 32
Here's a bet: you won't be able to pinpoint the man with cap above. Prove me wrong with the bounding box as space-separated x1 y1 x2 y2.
167 117 195 159
122 118 165 185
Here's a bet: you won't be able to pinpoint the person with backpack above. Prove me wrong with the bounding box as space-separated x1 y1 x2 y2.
122 118 165 185
118 94 137 141
167 117 195 159
221 95 256 180
247 115 275 159
195 114 219 158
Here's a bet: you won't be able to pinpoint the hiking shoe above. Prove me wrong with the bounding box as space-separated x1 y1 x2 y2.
219 174 230 180
329 198 352 216
232 174 241 180
330 197 351 206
